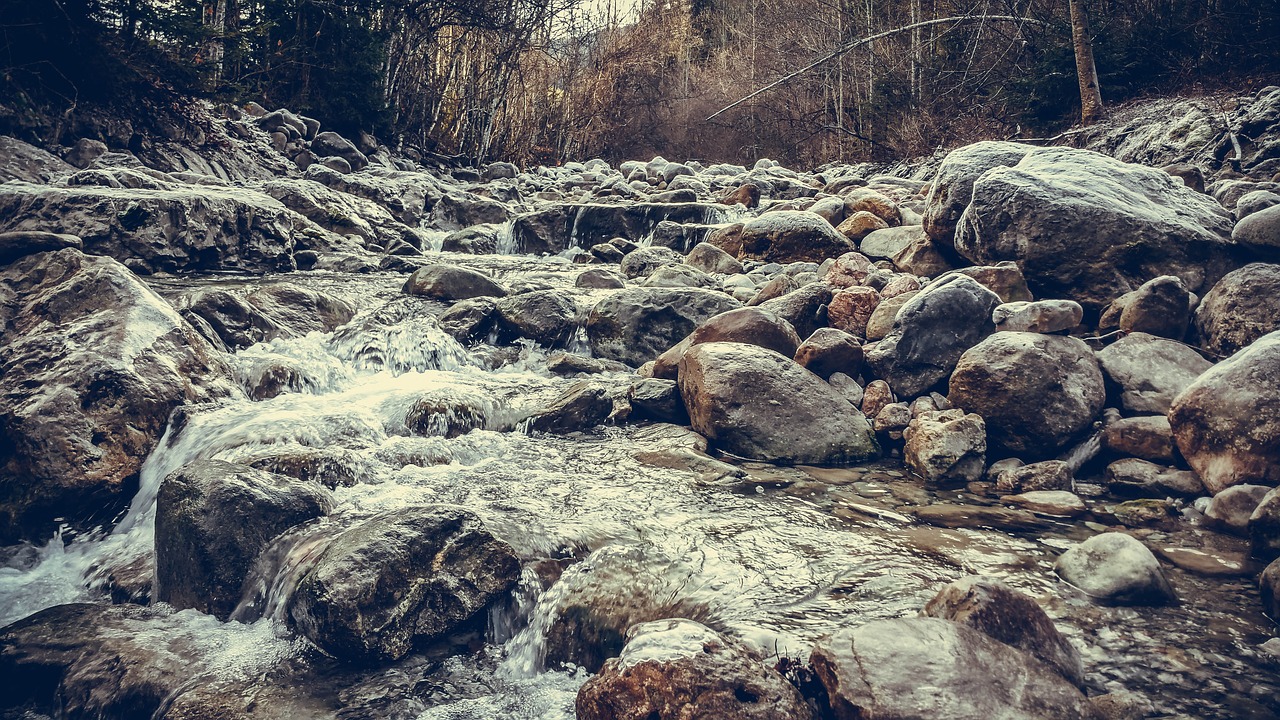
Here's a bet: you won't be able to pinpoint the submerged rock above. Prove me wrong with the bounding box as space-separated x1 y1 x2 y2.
0 249 238 543
811 617 1100 720
679 342 878 465
289 506 519 661
1054 532 1175 605
576 619 812 720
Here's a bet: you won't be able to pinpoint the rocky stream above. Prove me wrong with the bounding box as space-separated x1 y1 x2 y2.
1 89 1280 719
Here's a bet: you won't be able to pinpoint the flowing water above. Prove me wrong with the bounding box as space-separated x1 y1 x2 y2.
1 251 1277 719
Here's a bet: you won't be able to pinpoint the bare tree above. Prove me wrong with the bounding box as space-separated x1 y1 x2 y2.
1069 0 1103 124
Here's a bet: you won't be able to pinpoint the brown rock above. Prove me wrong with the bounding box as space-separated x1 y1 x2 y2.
827 286 881 337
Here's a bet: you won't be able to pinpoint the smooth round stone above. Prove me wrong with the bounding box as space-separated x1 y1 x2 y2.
992 300 1083 333
1003 490 1086 517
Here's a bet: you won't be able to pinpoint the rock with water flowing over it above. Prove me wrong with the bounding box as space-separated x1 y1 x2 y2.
810 617 1101 720
923 140 1040 247
575 619 812 720
178 284 355 351
495 289 579 347
1055 533 1175 605
1168 330 1280 494
0 176 313 273
288 506 519 661
403 263 507 301
678 342 879 465
992 299 1082 334
0 249 239 543
948 333 1105 459
739 210 855 264
586 287 742 367
0 603 283 720
155 459 334 620
652 307 801 380
1096 332 1212 415
1193 263 1280 357
865 274 1000 398
793 328 863 380
953 147 1237 312
903 409 986 485
528 381 616 433
922 576 1084 687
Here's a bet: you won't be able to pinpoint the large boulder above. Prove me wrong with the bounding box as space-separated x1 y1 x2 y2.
180 284 356 351
155 459 334 620
678 342 878 464
922 575 1084 687
1168 329 1280 494
948 333 1105 459
903 409 986 485
756 282 834 339
0 249 237 543
576 619 812 720
243 284 356 338
1096 332 1212 415
739 211 855 263
865 274 1000 397
652 307 801 379
952 147 1236 312
1193 263 1280 357
810 617 1101 720
923 141 1039 246
1054 532 1175 605
496 289 579 347
621 246 685 279
586 288 742 367
403 264 507 301
288 506 519 661
0 180 306 273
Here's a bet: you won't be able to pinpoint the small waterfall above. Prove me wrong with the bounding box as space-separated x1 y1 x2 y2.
494 217 519 255
231 519 339 624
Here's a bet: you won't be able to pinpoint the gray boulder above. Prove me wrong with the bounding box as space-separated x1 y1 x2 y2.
1054 533 1175 605
586 288 742 367
0 231 83 265
948 333 1105 459
739 211 855 264
865 274 1000 397
903 409 987 485
310 131 368 170
1096 332 1211 415
1169 330 1280 493
953 147 1236 312
1233 203 1280 251
1194 263 1280 357
496 289 579 347
811 617 1101 720
686 241 743 274
621 246 684 279
155 460 333 619
403 264 507 301
289 506 519 661
679 342 878 464
923 141 1039 247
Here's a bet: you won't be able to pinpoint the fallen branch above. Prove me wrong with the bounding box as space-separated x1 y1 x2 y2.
705 15 1049 121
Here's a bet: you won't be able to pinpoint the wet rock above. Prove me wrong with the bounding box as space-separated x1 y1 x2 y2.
441 225 499 254
903 409 986 484
405 393 490 438
811 617 1100 720
529 382 615 433
652 307 801 380
826 286 880 337
403 264 507 301
1096 332 1212 415
576 619 812 720
679 342 878 464
180 289 281 350
1004 490 1086 517
859 225 924 260
246 284 354 338
289 506 519 661
621 246 685 280
953 147 1235 312
587 288 742 367
243 446 367 489
513 203 720 255
1205 484 1272 535
1233 203 1280 251
686 242 744 275
996 460 1074 494
547 352 630 376
1168 329 1280 493
1117 275 1195 339
576 267 627 289
1250 488 1280 561
866 274 1000 398
496 289 579 347
0 249 237 543
913 504 1047 532
740 211 854 264
949 333 1105 459
1102 415 1176 463
155 459 334 619
1054 532 1175 605
864 290 916 341
0 230 83 265
756 282 833 338
992 300 1082 333
923 140 1039 246
794 328 863 380
1193 263 1280 357
823 251 876 288
628 379 689 424
1260 558 1280 618
1105 458 1203 498
439 297 499 341
922 575 1084 687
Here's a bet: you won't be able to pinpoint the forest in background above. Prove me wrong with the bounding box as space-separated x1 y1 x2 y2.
2 0 1278 165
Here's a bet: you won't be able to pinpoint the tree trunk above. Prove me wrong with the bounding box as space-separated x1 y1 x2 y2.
1069 0 1104 124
